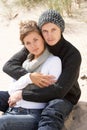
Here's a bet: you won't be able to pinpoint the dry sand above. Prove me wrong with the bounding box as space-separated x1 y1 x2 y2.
0 1 87 129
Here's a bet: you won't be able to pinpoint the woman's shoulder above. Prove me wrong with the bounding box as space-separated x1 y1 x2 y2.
44 54 61 66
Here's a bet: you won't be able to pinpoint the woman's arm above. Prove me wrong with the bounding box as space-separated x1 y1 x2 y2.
8 73 32 95
3 47 29 80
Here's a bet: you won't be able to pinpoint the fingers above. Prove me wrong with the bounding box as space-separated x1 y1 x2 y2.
8 98 16 107
9 101 16 107
38 78 56 88
30 72 56 88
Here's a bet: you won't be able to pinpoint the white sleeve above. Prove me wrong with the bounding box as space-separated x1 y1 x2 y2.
41 56 62 81
48 57 62 80
8 73 32 95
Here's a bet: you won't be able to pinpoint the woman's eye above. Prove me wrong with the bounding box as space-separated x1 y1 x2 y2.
26 42 30 45
34 39 38 42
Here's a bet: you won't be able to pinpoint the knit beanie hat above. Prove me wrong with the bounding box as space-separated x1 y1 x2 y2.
38 9 65 32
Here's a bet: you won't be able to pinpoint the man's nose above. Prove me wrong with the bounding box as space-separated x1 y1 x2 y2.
47 32 52 37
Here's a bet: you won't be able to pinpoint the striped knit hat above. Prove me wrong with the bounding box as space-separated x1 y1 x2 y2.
38 9 65 32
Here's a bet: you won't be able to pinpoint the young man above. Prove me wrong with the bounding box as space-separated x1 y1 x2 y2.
1 9 81 130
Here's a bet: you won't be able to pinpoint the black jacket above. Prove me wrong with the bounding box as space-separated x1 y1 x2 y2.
3 36 82 105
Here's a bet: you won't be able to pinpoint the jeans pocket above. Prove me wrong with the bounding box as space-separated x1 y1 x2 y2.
4 107 17 115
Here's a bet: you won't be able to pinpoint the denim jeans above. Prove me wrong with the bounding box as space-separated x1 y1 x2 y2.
0 91 73 130
0 107 43 130
0 91 9 112
38 99 73 130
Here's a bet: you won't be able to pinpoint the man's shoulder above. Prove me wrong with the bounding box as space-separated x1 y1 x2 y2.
65 39 80 54
62 39 81 61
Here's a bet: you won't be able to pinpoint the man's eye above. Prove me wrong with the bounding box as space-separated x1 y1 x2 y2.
52 28 56 31
42 30 47 33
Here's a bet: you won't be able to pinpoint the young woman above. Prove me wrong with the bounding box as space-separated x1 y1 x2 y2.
0 20 62 130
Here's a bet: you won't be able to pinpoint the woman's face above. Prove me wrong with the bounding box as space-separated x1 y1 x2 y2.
23 31 45 59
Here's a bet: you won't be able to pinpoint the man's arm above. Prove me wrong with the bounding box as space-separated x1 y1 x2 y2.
3 46 81 102
22 50 81 102
3 47 29 80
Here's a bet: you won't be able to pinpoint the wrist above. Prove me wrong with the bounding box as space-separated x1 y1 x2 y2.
18 90 22 100
30 73 32 80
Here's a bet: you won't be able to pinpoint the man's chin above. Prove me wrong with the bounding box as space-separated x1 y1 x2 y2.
47 41 57 46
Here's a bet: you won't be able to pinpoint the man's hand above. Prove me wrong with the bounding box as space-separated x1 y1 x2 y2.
30 72 56 88
8 90 22 107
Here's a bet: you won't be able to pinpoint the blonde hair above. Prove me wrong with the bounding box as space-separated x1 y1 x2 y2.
19 20 42 44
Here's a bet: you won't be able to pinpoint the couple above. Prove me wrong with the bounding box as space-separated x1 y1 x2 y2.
0 9 81 130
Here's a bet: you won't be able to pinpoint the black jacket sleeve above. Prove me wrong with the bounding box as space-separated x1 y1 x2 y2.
3 45 81 103
22 50 82 102
3 47 29 80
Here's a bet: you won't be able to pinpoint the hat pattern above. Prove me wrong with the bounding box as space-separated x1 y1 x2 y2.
38 9 65 32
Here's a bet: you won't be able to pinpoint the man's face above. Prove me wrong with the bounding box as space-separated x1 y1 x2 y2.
41 22 61 46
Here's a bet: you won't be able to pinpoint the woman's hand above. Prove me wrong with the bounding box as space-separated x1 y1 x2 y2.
8 90 22 107
30 72 56 88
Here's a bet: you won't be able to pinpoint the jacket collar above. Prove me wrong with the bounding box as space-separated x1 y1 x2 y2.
47 35 65 54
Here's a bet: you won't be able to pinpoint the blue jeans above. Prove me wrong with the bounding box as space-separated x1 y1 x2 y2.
0 91 9 112
0 91 73 130
38 99 73 130
0 107 42 130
